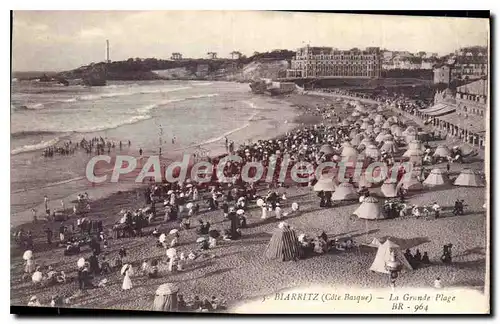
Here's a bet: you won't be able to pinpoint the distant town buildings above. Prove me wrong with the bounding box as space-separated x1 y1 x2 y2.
286 45 382 78
433 64 452 84
432 46 488 84
381 50 438 70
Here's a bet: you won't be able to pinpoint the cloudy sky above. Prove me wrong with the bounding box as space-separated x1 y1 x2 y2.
12 11 489 72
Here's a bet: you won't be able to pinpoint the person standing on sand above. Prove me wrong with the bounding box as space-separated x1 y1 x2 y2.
139 148 143 156
122 264 133 290
44 195 49 213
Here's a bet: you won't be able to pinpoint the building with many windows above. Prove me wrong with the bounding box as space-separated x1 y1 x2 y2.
286 45 382 78
451 46 488 81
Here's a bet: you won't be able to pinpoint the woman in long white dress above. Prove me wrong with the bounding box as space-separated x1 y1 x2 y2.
122 265 133 290
261 204 268 219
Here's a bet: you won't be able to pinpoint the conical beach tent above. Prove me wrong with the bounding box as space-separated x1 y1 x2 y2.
433 145 451 158
380 178 398 197
364 144 381 160
353 196 386 220
153 283 179 311
332 183 359 201
423 168 449 187
369 239 413 274
397 173 423 191
454 169 485 187
319 144 335 155
313 174 337 192
380 141 397 154
264 225 302 261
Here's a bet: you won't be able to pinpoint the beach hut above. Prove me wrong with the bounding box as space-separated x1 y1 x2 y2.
353 196 386 220
331 183 359 201
402 126 417 137
397 173 424 191
391 125 403 137
433 145 452 158
358 138 375 151
375 132 386 143
380 178 398 197
313 174 337 192
319 144 335 155
423 168 449 187
364 144 381 160
454 169 485 187
153 283 179 312
341 145 358 161
369 239 413 274
374 114 385 124
380 141 398 154
264 224 302 261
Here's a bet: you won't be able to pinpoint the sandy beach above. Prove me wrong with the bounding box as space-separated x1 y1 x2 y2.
10 90 487 311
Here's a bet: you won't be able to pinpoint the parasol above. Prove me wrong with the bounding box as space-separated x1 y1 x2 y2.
23 250 33 260
120 264 134 276
169 229 179 235
166 248 177 258
77 257 85 268
186 202 193 209
291 202 299 211
236 209 245 215
256 199 265 207
196 237 207 243
159 233 166 243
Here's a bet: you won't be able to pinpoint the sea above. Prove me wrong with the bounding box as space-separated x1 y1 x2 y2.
11 80 299 226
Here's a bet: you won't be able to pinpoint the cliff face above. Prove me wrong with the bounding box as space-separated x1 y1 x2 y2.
54 55 292 82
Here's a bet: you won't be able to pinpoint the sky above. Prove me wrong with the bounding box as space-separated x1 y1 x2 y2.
12 11 489 72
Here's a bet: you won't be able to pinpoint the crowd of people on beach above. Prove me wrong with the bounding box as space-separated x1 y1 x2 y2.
43 137 132 158
14 86 485 311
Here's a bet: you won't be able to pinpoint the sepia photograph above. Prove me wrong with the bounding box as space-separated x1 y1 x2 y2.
10 10 490 315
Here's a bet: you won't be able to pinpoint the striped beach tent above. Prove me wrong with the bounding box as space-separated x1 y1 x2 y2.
264 225 302 261
454 169 485 187
332 183 359 201
423 168 449 187
353 196 386 220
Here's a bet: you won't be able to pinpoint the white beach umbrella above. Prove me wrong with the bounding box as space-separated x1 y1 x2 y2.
186 202 193 209
23 250 33 260
169 229 179 235
196 237 207 243
166 248 177 258
236 209 245 215
77 257 86 268
159 233 166 243
256 199 265 207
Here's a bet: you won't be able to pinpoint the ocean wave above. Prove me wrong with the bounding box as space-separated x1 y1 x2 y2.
11 136 61 155
11 175 86 194
74 114 153 133
11 130 64 139
135 93 219 114
191 82 213 86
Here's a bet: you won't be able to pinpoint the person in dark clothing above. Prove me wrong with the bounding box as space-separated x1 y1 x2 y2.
139 148 143 156
404 249 413 263
324 191 332 207
421 252 430 264
319 231 328 244
413 249 422 263
118 248 127 259
44 227 53 246
228 211 240 239
88 253 100 276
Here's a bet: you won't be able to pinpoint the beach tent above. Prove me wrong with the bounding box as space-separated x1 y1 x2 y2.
332 183 359 201
353 196 386 220
365 125 374 134
402 126 417 137
374 114 385 123
453 169 485 187
397 173 424 191
403 145 424 157
364 144 381 160
352 111 361 117
341 145 358 160
319 144 335 155
360 121 370 130
368 237 383 247
377 105 385 112
391 125 403 137
341 120 350 127
373 127 382 135
313 174 337 192
380 141 398 154
264 225 302 261
380 178 398 197
369 239 413 274
375 132 387 143
153 283 179 312
351 133 364 146
407 152 424 166
362 117 372 123
382 134 394 142
387 116 399 124
423 168 449 187
433 145 452 158
358 138 375 151
349 129 361 139
408 140 425 151
356 171 380 188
